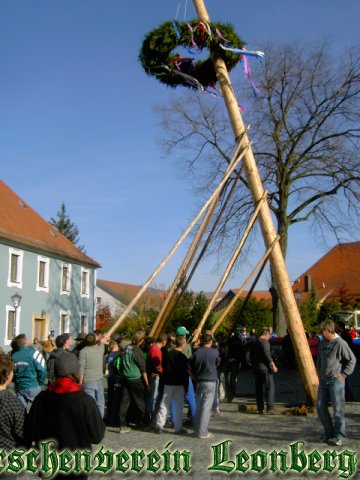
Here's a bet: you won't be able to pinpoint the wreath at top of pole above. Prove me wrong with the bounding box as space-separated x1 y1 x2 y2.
139 20 246 89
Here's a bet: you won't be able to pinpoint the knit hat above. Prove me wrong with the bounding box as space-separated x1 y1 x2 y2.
54 352 80 378
176 326 189 336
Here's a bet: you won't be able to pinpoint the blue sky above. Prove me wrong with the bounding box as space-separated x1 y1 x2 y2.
1 1 359 293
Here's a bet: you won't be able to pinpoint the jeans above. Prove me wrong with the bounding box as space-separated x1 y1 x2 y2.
193 381 216 436
317 377 346 440
185 377 196 419
156 385 185 432
16 386 41 409
146 375 161 424
254 369 275 412
83 379 105 418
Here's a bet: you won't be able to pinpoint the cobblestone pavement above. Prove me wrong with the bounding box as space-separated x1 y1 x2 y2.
17 365 360 479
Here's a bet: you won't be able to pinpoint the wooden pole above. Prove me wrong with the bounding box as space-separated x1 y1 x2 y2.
149 142 245 337
210 238 279 335
150 192 218 338
180 165 244 299
107 140 248 337
191 191 266 342
156 166 244 336
192 0 318 405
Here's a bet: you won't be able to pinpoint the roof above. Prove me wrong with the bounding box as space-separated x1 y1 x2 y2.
203 289 271 303
0 179 99 267
293 242 360 301
229 289 272 302
97 280 142 303
97 279 166 310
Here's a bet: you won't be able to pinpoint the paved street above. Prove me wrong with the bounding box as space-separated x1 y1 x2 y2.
93 366 360 479
15 365 360 479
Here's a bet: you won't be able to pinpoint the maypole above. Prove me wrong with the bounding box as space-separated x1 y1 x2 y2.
192 0 318 404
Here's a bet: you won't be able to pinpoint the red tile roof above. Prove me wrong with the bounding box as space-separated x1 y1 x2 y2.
293 242 360 301
0 179 99 267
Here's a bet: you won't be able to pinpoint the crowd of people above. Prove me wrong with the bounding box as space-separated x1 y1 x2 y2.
0 319 357 479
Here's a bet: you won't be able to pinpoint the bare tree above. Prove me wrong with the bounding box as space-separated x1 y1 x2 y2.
157 42 360 335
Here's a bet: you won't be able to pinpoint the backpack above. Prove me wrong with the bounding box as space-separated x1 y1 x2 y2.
112 352 124 377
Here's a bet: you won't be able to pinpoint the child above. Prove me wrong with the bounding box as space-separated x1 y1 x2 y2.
0 354 25 449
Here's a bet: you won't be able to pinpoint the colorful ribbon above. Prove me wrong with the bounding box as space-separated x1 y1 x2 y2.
243 56 260 96
219 44 265 59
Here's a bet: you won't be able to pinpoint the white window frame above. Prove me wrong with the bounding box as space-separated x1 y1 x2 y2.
36 256 50 292
80 313 89 333
59 310 70 334
60 263 72 295
7 248 23 288
80 268 90 298
4 305 21 345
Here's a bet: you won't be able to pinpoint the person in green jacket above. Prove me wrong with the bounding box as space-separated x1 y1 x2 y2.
118 330 149 433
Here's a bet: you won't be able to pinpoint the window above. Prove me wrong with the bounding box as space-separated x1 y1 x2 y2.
36 256 50 292
4 306 20 345
80 314 88 333
81 268 90 297
60 263 71 294
59 310 70 334
8 248 23 288
96 296 101 305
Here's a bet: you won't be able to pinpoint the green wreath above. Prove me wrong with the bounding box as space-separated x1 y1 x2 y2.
139 20 245 89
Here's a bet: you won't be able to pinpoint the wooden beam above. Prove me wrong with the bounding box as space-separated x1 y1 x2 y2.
191 191 267 343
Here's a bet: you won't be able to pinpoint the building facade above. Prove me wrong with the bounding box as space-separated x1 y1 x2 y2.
0 180 100 351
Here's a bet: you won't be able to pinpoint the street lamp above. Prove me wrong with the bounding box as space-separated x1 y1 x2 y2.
11 292 22 338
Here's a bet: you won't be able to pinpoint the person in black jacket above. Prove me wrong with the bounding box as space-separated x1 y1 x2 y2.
25 353 105 480
250 328 278 414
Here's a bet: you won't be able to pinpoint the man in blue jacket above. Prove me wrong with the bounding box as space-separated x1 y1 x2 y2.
190 333 219 439
11 333 46 408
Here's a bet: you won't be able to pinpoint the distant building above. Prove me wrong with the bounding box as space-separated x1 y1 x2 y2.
293 242 360 304
211 289 272 313
0 180 99 350
95 279 166 328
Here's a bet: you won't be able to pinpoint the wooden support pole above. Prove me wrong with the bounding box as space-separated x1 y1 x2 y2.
107 141 248 337
157 166 244 336
191 191 267 343
150 195 218 338
180 164 244 300
210 238 279 335
192 0 319 405
151 144 247 338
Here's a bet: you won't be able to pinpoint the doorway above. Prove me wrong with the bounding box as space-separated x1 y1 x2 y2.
33 317 46 341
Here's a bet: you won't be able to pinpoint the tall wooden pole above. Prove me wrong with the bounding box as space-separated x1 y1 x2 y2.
151 144 247 338
191 191 266 342
192 0 318 404
157 167 244 336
